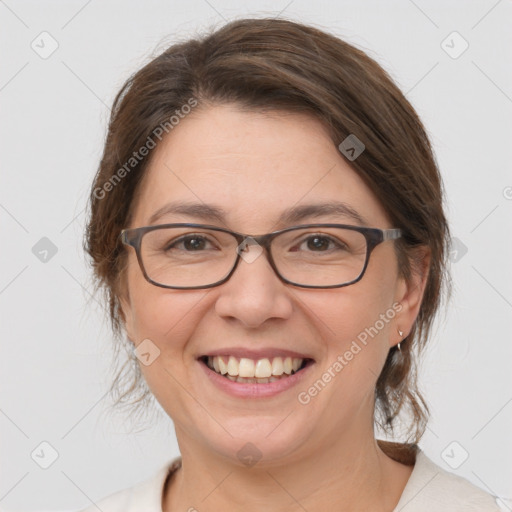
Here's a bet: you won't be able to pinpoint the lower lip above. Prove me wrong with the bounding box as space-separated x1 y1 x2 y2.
198 359 314 398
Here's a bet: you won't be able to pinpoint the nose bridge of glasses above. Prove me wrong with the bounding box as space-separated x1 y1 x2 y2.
225 232 292 289
234 234 273 267
237 230 275 247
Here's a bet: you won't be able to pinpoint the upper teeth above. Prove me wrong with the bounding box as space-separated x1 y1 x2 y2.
207 356 303 378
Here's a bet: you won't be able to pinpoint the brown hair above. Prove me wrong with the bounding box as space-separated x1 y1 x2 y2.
84 18 450 442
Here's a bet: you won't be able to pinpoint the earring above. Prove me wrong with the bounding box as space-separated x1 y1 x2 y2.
397 328 404 351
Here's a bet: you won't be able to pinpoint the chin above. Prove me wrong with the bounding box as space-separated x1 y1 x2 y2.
196 415 315 468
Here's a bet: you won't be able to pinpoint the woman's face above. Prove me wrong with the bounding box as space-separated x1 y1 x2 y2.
120 104 423 465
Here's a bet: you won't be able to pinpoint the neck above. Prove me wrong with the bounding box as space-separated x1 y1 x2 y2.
163 432 415 512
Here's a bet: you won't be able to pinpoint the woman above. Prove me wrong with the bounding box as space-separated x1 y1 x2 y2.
81 18 500 511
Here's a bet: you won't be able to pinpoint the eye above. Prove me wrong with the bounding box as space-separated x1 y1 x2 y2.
166 234 215 251
304 236 332 251
298 235 346 252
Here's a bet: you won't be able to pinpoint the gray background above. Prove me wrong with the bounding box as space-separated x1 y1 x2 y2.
1 1 511 510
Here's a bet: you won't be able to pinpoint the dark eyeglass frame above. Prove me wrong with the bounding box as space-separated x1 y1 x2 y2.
119 223 402 290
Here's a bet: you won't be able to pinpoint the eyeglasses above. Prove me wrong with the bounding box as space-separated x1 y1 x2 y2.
119 223 402 290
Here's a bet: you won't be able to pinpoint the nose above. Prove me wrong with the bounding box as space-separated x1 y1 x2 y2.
214 245 293 329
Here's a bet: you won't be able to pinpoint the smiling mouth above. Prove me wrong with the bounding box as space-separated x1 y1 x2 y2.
199 355 314 383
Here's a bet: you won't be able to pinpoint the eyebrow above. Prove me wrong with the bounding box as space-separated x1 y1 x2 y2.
147 200 369 227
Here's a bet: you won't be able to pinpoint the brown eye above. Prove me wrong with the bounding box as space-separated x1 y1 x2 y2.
166 235 214 252
306 236 331 251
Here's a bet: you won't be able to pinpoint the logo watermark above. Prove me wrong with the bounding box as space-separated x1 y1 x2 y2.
93 97 198 200
297 301 402 405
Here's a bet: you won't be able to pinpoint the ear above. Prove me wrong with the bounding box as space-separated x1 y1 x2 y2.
117 274 136 345
391 246 431 348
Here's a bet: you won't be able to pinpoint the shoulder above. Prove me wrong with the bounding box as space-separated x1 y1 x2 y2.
394 449 501 512
77 457 181 512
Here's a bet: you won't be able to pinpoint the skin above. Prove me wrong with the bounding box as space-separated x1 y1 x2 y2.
119 104 430 511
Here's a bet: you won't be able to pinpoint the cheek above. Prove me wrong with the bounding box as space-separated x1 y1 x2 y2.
131 289 208 344
125 255 210 355
296 287 396 422
303 281 396 347
299 267 397 382
128 285 212 407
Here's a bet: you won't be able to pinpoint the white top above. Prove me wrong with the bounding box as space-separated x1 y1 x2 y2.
78 449 501 511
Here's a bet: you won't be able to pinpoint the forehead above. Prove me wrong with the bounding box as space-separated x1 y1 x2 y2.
130 104 390 231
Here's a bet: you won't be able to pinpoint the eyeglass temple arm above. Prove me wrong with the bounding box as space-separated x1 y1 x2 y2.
119 230 129 244
382 228 402 241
